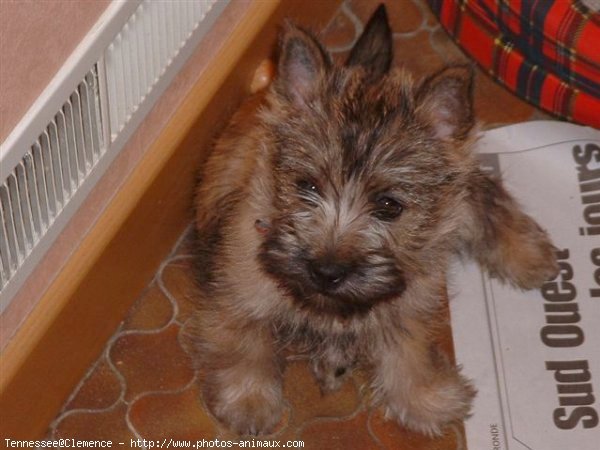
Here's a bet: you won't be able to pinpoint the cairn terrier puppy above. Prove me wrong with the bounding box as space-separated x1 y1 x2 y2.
185 5 558 437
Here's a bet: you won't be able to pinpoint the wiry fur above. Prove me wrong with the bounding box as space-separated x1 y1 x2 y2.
183 5 558 437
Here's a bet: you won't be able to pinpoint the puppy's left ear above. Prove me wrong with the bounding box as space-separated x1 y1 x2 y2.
345 4 392 79
416 65 475 141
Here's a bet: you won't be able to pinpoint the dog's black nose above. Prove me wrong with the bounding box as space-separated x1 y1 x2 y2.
309 260 349 288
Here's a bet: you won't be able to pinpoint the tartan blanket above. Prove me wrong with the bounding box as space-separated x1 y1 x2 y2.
428 0 600 129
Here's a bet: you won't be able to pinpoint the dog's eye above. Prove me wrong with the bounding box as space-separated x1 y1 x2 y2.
372 195 403 221
296 179 320 202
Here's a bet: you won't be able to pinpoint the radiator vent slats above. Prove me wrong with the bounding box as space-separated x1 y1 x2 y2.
0 68 102 291
0 0 224 311
104 1 214 141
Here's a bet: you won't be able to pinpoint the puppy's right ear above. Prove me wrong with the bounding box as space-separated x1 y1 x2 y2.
345 4 392 78
275 24 331 106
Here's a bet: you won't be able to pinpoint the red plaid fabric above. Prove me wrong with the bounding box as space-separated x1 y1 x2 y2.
428 0 600 129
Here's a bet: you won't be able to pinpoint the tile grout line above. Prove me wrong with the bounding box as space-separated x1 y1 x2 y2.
365 408 389 450
49 326 129 438
124 371 200 448
327 1 362 53
50 225 197 440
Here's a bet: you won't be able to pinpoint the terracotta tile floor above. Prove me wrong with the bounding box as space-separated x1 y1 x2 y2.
48 1 553 448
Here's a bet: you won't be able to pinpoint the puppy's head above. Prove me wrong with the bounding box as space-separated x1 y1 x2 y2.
258 5 477 317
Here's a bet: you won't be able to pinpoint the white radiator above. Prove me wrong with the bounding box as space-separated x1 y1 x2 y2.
0 0 228 312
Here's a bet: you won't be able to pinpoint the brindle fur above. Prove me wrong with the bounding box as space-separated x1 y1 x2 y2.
183 5 558 437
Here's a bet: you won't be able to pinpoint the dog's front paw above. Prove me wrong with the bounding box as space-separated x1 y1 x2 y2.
502 228 559 290
204 381 283 436
384 370 476 437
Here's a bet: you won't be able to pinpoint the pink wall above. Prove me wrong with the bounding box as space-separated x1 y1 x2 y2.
0 0 111 143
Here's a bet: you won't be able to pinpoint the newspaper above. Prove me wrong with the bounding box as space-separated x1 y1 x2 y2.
449 121 600 450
